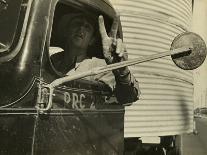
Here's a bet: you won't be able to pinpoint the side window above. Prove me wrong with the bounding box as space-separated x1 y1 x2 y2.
48 3 76 76
48 2 103 76
49 3 71 75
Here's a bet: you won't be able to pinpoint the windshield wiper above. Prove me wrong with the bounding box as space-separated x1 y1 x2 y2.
0 42 9 52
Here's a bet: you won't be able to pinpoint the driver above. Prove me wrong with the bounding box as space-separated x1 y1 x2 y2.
51 12 141 105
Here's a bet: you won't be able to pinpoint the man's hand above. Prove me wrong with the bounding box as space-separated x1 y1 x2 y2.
99 14 141 102
98 14 128 65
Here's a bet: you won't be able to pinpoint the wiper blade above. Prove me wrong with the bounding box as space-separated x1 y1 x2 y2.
0 42 9 52
0 42 7 48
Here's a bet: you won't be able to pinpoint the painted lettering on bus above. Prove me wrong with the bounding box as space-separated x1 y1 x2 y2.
63 92 87 109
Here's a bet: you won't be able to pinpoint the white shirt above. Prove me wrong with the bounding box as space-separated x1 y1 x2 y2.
66 57 116 90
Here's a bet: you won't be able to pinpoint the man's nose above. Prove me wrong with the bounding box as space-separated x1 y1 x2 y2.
80 25 85 31
79 21 88 30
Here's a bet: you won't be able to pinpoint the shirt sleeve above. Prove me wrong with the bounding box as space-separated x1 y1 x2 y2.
92 58 141 105
114 73 141 105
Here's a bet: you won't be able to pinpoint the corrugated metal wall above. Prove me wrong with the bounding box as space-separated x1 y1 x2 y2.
110 0 194 137
193 0 207 109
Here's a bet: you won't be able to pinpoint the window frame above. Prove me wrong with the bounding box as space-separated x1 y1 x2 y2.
0 0 33 63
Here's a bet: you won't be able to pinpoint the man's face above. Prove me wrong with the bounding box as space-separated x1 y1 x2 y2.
66 16 95 50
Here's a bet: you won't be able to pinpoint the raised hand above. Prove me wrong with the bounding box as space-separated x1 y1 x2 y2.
98 14 141 102
98 14 128 65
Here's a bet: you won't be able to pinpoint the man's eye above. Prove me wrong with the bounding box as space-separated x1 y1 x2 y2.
85 25 92 31
72 21 82 26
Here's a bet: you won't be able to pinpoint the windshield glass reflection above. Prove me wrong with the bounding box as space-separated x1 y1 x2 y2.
0 0 28 53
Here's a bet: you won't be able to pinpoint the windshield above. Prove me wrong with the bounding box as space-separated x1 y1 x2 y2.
0 0 28 53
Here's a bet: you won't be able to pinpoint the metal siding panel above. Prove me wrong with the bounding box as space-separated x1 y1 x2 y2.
111 0 193 137
113 0 192 30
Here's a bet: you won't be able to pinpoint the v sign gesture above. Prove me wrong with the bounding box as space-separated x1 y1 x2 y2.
98 14 130 77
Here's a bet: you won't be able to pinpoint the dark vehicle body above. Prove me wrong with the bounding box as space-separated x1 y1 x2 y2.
0 0 125 154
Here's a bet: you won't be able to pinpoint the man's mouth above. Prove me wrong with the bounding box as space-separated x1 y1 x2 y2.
75 33 84 39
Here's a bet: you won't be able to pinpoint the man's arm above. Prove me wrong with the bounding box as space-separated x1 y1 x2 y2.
98 15 141 105
114 68 140 105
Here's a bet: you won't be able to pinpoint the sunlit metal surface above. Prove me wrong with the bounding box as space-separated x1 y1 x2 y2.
111 0 193 137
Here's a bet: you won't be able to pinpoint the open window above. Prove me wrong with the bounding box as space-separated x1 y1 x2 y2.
48 1 105 77
47 0 120 77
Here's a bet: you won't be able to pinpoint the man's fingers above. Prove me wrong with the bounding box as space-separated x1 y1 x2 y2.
110 14 120 39
122 44 128 61
116 39 126 57
98 15 108 39
116 38 123 55
115 39 128 61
